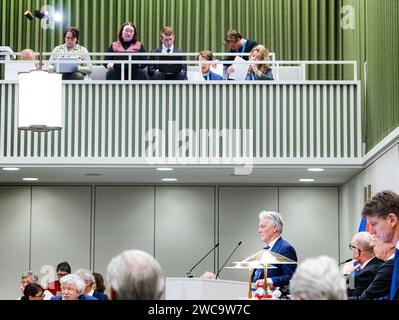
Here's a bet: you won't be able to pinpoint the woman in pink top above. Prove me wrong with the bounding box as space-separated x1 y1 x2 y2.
105 22 148 80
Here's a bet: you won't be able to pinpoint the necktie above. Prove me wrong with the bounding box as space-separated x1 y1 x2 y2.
167 49 171 53
389 248 399 300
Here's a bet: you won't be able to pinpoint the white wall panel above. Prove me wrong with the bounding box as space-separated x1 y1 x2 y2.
94 186 155 276
0 187 30 299
30 186 92 282
155 187 215 277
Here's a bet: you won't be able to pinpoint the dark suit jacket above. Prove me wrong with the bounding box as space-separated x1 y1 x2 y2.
251 237 298 288
93 290 108 300
51 294 98 300
347 257 384 297
349 258 394 300
148 47 187 77
224 39 258 67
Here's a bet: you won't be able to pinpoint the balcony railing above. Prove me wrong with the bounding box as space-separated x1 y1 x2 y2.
0 53 362 166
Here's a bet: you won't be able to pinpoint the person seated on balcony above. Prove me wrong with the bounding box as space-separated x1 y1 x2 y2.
47 26 92 80
245 45 274 81
197 50 223 81
21 48 35 61
147 26 187 80
105 22 148 81
223 29 258 77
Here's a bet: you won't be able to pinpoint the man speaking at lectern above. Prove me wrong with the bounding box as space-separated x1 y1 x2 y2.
252 211 298 291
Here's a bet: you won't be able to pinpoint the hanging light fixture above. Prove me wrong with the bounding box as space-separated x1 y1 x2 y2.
18 4 62 132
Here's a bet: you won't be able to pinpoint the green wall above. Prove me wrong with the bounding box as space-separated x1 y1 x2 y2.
343 0 399 151
1 0 343 63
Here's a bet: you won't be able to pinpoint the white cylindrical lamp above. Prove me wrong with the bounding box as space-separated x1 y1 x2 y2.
18 70 62 132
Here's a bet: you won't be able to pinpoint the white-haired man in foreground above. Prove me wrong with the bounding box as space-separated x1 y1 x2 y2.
106 249 165 300
289 255 347 300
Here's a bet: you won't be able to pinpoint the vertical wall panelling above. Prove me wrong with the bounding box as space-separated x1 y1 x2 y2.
279 187 339 261
30 186 92 279
155 187 215 277
0 186 31 300
94 186 155 277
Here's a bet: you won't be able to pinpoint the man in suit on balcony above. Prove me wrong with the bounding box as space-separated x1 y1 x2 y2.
148 26 187 80
252 211 298 292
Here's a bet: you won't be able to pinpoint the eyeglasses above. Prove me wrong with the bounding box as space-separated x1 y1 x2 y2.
348 244 361 252
65 36 75 40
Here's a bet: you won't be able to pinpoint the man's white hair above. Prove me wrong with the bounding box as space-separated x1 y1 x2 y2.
75 268 95 284
259 211 284 233
106 249 165 300
289 255 347 300
60 274 86 293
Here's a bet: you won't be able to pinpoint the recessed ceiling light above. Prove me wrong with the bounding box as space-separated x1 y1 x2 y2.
157 168 174 171
22 177 39 181
2 167 20 171
162 178 178 182
307 168 325 172
299 178 315 182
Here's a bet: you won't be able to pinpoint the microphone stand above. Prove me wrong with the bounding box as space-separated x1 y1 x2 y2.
186 243 219 278
216 241 242 279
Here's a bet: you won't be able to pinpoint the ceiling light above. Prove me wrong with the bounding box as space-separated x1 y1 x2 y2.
22 177 39 181
307 168 325 172
162 178 178 182
156 168 174 171
299 178 315 182
2 167 20 171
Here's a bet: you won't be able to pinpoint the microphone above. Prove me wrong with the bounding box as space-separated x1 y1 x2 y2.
338 258 352 265
186 243 219 278
215 241 242 279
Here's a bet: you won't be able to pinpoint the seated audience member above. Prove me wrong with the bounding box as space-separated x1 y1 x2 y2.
93 272 106 293
223 29 258 76
289 255 347 300
45 261 71 296
197 51 223 81
360 190 399 300
346 232 384 297
106 249 165 300
105 22 148 80
21 283 45 300
75 268 108 300
148 26 187 80
349 236 395 300
51 274 97 300
0 46 16 60
48 26 92 80
20 48 35 61
18 271 38 299
245 45 273 80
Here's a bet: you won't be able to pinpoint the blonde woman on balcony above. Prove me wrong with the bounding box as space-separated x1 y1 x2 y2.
47 26 92 80
245 45 274 81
